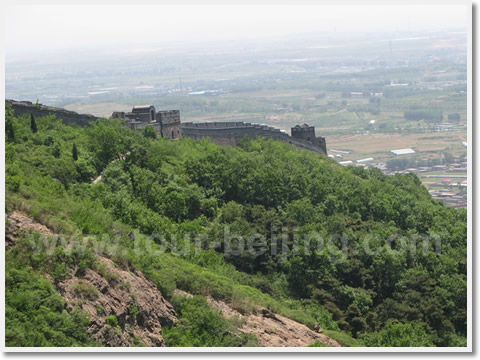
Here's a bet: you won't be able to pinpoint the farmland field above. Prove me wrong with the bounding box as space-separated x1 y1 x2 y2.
7 29 467 169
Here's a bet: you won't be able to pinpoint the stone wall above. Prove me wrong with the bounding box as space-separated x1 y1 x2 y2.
156 110 180 125
313 137 327 154
126 121 161 133
7 100 326 154
7 100 98 126
182 122 327 155
157 110 182 139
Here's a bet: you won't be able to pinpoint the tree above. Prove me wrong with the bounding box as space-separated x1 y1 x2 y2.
448 113 461 122
286 197 316 225
6 118 15 143
361 322 434 347
87 119 133 171
72 143 78 161
6 266 92 346
143 125 157 139
442 151 454 164
52 143 61 158
163 296 247 347
30 113 38 133
47 158 77 189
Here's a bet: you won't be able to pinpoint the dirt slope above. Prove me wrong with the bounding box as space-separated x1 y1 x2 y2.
174 290 341 347
57 257 177 346
6 210 340 347
5 210 54 249
6 211 177 347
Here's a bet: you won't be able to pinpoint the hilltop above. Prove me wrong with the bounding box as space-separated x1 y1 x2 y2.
5 103 467 347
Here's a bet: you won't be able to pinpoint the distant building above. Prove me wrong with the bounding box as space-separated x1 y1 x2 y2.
112 105 181 139
356 158 374 163
330 149 351 155
391 148 416 156
291 124 315 142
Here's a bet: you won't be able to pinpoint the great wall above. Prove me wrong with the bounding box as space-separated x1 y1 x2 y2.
182 122 327 154
6 100 327 155
6 100 98 126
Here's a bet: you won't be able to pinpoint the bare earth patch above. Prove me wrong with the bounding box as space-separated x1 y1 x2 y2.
5 210 54 249
57 257 177 347
6 211 177 347
174 289 340 347
6 211 340 348
325 131 467 158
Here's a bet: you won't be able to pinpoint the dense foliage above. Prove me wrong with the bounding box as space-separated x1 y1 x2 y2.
404 109 443 123
6 264 94 347
163 295 258 347
5 104 467 347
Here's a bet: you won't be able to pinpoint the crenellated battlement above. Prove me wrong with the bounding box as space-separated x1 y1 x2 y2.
7 99 326 155
7 99 98 126
113 105 327 154
182 121 327 155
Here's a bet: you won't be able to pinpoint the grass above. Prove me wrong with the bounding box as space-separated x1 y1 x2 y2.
136 246 339 332
72 282 99 300
308 341 333 347
323 330 364 347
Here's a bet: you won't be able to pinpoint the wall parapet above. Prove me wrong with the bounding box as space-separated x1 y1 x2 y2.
182 122 327 155
6 100 98 126
6 100 327 155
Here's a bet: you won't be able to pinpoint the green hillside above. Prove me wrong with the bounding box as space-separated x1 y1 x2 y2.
5 103 467 347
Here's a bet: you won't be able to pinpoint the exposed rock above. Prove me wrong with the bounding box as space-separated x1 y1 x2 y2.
5 211 54 249
5 211 177 347
57 257 177 347
174 289 340 347
6 210 54 238
6 211 337 347
260 308 285 324
314 322 324 333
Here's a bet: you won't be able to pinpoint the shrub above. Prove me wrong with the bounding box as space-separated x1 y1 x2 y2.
72 282 99 300
360 322 434 347
5 265 94 346
163 295 248 347
308 341 331 347
323 330 364 347
105 315 120 328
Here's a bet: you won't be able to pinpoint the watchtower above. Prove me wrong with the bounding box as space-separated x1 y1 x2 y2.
157 110 182 139
291 124 316 142
131 105 156 122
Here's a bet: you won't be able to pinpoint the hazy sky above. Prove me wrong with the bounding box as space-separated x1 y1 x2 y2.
5 3 469 58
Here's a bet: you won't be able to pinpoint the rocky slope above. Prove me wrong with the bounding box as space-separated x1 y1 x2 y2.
6 211 177 347
56 257 177 346
5 210 54 249
174 290 341 347
6 210 340 347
